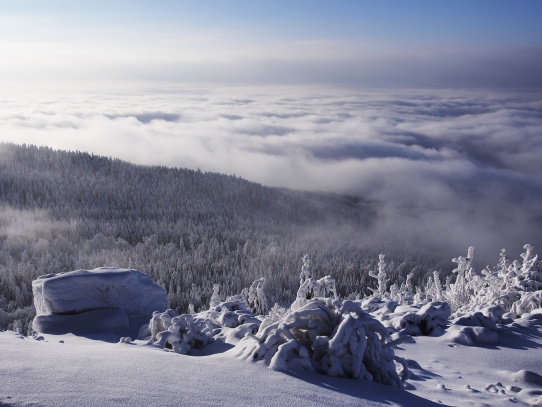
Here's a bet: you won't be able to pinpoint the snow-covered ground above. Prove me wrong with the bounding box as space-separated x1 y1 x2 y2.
0 330 430 407
1 319 541 407
3 255 542 407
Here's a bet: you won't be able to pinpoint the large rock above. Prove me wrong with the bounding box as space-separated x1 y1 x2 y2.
32 267 169 336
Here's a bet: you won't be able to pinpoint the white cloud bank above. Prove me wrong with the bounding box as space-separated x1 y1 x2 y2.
1 86 541 259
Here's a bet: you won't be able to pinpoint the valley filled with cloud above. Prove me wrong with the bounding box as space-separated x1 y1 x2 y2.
1 86 541 259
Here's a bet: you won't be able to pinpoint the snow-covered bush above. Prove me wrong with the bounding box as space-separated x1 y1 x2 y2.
244 278 269 315
432 271 444 302
446 244 541 319
361 297 398 314
235 298 407 387
386 301 451 337
209 284 221 308
510 291 542 318
268 303 288 321
515 244 541 291
445 247 476 311
296 275 337 302
144 308 216 354
207 300 260 328
292 255 337 311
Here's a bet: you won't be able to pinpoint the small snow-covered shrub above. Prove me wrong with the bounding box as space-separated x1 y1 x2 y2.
386 301 451 337
296 275 337 302
268 303 288 321
209 300 260 327
145 309 216 354
441 245 541 320
510 291 542 318
195 300 262 344
361 297 398 319
209 284 221 308
294 255 337 304
481 305 509 324
445 247 476 311
245 278 269 315
235 298 407 387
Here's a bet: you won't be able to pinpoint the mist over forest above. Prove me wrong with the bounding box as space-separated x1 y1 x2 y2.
2 87 541 259
0 142 538 332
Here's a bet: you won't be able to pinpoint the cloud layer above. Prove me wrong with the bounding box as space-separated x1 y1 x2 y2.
1 86 541 261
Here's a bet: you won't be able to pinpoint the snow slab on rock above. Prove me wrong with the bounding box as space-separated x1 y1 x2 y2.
32 268 168 336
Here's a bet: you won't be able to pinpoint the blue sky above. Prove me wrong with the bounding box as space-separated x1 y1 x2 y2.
1 1 542 87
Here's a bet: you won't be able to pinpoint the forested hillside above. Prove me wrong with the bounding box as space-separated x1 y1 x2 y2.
0 143 447 331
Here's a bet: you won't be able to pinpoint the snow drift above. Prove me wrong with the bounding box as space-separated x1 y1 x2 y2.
32 267 168 336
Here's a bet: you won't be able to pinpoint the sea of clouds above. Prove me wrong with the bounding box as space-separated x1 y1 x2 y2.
1 86 541 261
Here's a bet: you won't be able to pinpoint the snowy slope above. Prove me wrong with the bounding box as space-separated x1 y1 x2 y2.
1 322 541 407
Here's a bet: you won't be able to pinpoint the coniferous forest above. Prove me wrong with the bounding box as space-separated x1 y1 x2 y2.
0 143 461 331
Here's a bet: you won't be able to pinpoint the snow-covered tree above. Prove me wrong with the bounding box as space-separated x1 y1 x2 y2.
246 277 269 315
209 284 221 308
299 254 312 285
445 246 475 311
368 254 389 298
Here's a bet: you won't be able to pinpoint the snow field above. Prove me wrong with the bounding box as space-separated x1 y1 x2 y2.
0 330 434 407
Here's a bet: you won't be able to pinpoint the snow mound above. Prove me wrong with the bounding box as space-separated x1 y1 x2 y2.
386 301 451 337
32 267 168 336
444 325 498 346
441 309 499 346
454 311 497 331
511 369 542 387
235 298 407 387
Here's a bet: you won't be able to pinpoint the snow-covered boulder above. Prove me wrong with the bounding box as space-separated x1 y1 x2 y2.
32 267 168 336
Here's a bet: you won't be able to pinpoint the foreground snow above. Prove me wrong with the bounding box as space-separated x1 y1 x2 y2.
1 331 431 407
5 247 541 406
2 318 541 407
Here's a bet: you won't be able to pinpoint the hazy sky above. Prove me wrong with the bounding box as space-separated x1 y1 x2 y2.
1 0 542 88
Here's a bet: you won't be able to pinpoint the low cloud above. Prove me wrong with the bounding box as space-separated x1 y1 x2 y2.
104 112 181 124
1 86 541 262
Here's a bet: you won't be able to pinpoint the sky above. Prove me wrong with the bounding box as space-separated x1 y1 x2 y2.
1 0 542 88
0 1 541 257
